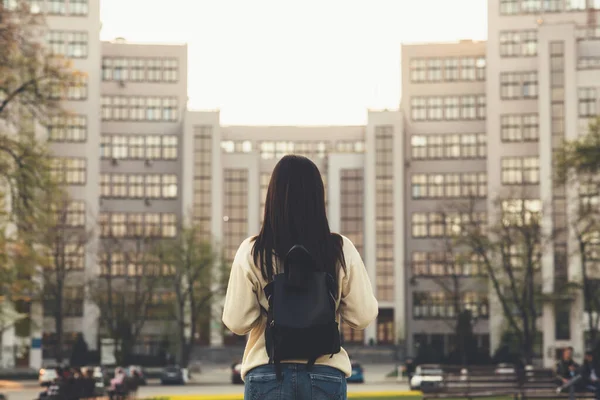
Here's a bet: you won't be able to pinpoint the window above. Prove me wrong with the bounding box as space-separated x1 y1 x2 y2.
411 135 427 159
427 97 443 120
502 157 539 184
579 88 597 117
477 95 486 119
445 58 459 81
146 136 162 159
427 59 442 81
111 174 127 198
162 98 178 121
130 58 145 81
501 72 538 99
99 174 110 197
428 174 445 198
476 57 486 80
501 114 539 141
428 135 444 158
460 58 476 81
566 0 586 10
429 213 445 237
111 213 126 237
147 59 163 82
543 0 562 11
461 95 477 119
65 201 86 227
444 97 460 120
128 136 145 159
410 59 427 82
145 214 160 236
164 59 178 82
66 32 87 58
162 214 177 237
500 31 537 57
50 158 86 185
162 175 177 198
446 174 461 197
48 0 66 14
500 0 519 14
128 176 144 198
146 175 161 199
522 0 542 13
411 98 427 121
412 213 427 238
27 0 43 13
69 0 88 15
113 58 129 81
162 136 178 159
102 58 113 81
68 75 87 100
411 174 427 198
101 97 113 120
146 97 161 121
444 134 461 158
47 31 66 56
48 114 87 142
112 136 127 159
502 199 542 225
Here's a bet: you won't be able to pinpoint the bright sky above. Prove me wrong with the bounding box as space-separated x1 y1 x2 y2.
100 0 487 125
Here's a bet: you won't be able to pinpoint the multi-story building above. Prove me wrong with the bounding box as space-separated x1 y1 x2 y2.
184 113 406 350
400 40 490 358
487 0 600 366
97 40 188 356
26 0 102 369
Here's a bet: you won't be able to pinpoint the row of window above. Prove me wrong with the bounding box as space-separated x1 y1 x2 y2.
501 157 540 184
411 95 486 121
98 253 175 277
500 72 538 100
411 172 487 199
101 96 178 122
500 0 600 15
501 199 542 226
499 30 537 57
579 57 600 70
501 114 539 142
411 212 487 238
259 141 330 160
413 292 489 319
409 57 486 83
51 75 88 101
220 140 365 155
47 31 87 59
3 0 88 16
100 135 178 160
412 252 487 277
99 213 177 238
52 201 86 227
50 157 86 185
100 174 178 199
48 114 87 142
102 58 179 83
411 133 486 160
43 287 84 318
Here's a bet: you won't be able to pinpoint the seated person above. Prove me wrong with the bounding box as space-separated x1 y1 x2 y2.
583 350 600 400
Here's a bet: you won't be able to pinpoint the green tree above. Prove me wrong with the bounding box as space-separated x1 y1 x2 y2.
154 219 227 367
556 116 600 349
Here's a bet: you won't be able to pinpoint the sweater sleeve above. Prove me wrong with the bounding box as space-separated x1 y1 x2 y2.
222 241 261 336
338 237 378 330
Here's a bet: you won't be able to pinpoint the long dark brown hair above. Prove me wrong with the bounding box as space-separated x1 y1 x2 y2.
252 155 346 284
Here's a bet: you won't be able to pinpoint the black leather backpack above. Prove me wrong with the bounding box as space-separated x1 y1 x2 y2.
263 245 341 380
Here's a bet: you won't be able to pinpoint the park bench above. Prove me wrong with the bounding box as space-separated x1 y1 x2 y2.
519 368 596 400
422 366 520 400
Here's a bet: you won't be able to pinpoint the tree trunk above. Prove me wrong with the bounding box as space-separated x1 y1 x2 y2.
178 300 187 367
55 291 64 363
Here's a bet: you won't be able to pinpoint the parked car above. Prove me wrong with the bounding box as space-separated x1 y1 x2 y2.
126 365 147 385
409 364 444 391
347 361 364 384
231 361 243 384
160 365 186 385
39 367 58 387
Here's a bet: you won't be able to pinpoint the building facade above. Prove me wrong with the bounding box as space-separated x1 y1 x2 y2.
486 0 600 366
4 0 600 369
400 41 490 359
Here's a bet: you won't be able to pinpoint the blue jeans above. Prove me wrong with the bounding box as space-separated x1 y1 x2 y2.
244 364 347 400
